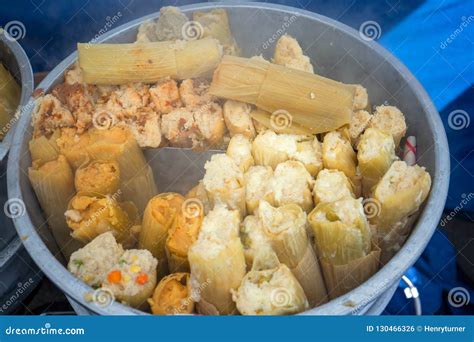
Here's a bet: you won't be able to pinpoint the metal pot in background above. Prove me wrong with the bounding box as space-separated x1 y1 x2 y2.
0 31 38 314
7 2 450 315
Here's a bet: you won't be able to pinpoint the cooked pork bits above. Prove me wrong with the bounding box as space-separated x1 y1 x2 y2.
32 95 75 138
273 34 314 73
68 232 124 288
149 79 181 113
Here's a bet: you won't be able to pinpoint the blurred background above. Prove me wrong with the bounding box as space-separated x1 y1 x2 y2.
0 0 472 315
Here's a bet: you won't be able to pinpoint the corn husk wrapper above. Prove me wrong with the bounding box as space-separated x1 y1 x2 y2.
357 128 396 197
65 191 139 248
308 198 380 299
322 130 357 179
377 214 418 265
189 237 246 315
86 126 157 213
29 130 60 163
75 160 120 195
244 165 273 215
319 244 380 299
0 64 20 140
188 205 245 315
209 56 355 134
232 247 309 315
78 38 223 85
312 169 355 205
148 272 195 315
139 193 185 277
257 201 328 307
370 161 431 231
240 215 270 268
28 155 83 259
56 128 92 170
193 9 240 56
165 199 204 273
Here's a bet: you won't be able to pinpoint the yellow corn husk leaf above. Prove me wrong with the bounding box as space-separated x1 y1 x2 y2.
165 199 204 273
209 55 355 134
371 161 431 233
308 198 372 265
78 38 222 85
65 192 139 248
28 155 83 258
357 128 396 197
29 130 60 163
148 272 195 315
139 193 185 276
322 130 357 179
188 236 246 315
86 126 157 212
75 160 120 195
232 247 309 315
193 9 240 56
0 64 20 139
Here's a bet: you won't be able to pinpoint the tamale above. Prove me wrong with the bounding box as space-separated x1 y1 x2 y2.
188 205 245 315
148 272 194 315
165 198 204 273
75 160 120 195
65 192 139 248
139 193 185 277
357 128 396 197
232 247 309 315
209 56 355 134
78 38 223 85
0 64 20 140
28 155 83 258
256 200 328 307
29 130 60 163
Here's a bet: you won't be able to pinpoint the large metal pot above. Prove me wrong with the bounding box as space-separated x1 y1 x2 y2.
7 2 450 315
0 30 37 314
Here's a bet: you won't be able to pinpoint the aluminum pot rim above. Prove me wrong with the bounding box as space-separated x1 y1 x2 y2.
7 1 450 315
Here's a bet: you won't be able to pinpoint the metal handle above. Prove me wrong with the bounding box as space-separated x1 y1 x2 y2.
401 275 422 315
